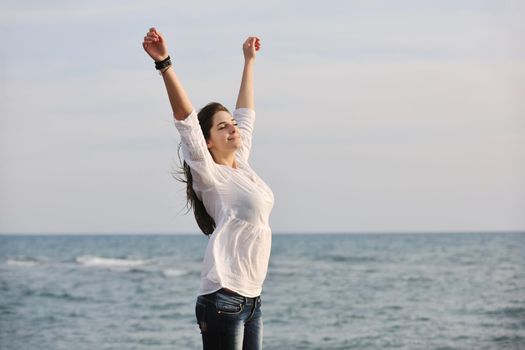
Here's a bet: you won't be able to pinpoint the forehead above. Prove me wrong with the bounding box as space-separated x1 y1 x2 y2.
213 110 233 125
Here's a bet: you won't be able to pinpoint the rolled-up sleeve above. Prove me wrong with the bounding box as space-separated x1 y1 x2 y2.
233 108 256 161
174 110 219 188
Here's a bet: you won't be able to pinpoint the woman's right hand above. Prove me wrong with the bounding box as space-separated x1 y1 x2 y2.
142 27 169 62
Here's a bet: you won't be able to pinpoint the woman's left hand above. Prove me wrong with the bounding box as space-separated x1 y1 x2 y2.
243 36 261 62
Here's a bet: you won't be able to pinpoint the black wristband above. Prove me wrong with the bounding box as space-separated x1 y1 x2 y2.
155 56 172 70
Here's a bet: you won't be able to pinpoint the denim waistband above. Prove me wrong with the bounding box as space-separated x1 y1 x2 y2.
198 288 261 306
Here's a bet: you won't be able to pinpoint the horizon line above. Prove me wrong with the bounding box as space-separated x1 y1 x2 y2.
0 230 523 236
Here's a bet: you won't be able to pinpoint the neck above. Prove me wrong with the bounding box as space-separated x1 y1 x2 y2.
211 151 237 169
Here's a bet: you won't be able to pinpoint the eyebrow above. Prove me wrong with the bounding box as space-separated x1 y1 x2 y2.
215 119 237 127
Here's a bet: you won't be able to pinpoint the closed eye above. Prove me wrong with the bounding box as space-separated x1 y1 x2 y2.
217 119 238 129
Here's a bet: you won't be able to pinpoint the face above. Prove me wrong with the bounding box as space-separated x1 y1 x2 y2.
206 111 241 154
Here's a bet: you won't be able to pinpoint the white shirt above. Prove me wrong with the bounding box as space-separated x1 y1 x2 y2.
174 108 274 298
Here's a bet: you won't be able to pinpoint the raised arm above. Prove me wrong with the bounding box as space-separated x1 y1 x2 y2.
142 27 193 120
235 37 261 110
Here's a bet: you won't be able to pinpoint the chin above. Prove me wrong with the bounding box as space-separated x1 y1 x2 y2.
231 139 242 149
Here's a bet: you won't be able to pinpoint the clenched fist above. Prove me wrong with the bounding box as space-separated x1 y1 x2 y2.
142 27 169 62
243 37 261 62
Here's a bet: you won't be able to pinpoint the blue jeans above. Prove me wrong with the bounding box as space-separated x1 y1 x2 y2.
195 289 263 350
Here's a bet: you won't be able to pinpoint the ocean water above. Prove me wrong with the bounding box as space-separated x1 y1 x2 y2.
0 232 524 350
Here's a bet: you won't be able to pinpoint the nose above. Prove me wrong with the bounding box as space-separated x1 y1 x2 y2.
228 124 237 133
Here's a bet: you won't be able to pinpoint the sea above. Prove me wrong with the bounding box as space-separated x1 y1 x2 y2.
0 232 524 350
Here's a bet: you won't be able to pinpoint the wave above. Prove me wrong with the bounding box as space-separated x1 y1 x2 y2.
74 256 196 278
491 335 525 348
323 255 378 263
485 306 525 320
6 257 40 267
37 291 91 302
161 268 190 278
75 255 147 269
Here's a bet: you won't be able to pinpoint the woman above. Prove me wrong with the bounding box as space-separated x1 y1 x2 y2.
142 27 274 350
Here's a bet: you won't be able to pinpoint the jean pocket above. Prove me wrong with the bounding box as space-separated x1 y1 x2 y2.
195 301 208 333
215 292 245 315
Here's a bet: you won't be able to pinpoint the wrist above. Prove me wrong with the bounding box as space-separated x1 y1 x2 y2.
159 65 172 76
244 58 255 66
155 55 172 70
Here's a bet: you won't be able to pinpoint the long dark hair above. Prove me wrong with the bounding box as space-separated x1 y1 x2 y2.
174 102 230 236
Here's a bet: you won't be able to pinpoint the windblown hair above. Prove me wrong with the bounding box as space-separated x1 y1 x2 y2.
174 102 230 236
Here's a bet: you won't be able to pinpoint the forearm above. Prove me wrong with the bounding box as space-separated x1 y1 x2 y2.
161 66 194 120
235 60 255 110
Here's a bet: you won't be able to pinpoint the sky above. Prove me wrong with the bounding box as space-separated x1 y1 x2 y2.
1 0 524 234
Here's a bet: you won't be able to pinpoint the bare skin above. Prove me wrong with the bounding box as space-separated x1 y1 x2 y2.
142 28 261 169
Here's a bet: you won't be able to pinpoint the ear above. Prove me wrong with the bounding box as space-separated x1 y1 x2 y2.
206 140 213 150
